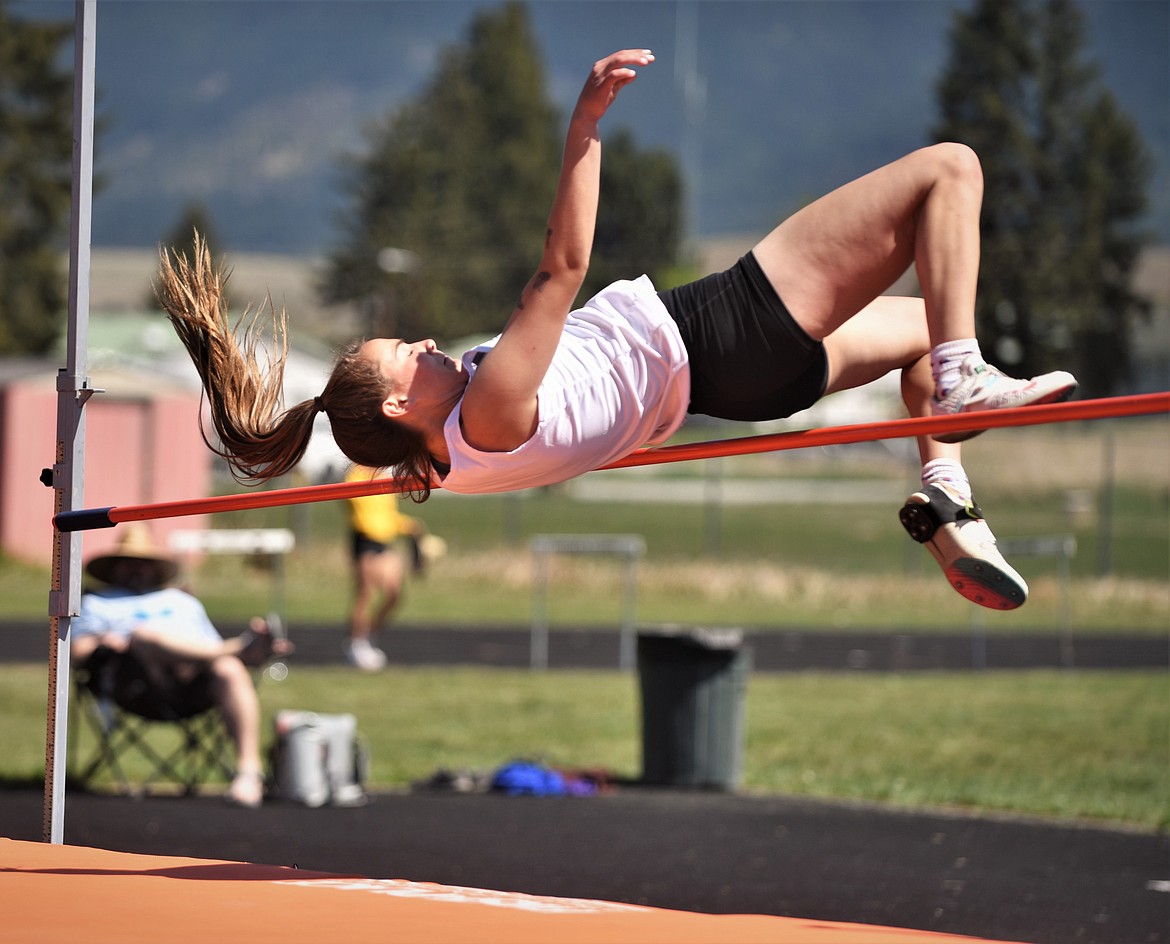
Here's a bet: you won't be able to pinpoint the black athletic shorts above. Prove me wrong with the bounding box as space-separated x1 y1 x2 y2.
351 531 389 560
657 251 828 421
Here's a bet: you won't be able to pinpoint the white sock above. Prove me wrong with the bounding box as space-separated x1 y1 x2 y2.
930 339 982 397
921 458 971 502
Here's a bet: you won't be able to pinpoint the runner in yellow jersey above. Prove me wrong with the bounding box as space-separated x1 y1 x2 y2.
344 465 442 670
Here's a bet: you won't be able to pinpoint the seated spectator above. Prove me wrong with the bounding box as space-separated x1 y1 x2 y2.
71 524 288 808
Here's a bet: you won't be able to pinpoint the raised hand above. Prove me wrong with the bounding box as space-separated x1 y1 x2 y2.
573 49 655 123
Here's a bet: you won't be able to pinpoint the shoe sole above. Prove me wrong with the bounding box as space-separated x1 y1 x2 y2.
346 659 387 672
344 654 388 671
902 495 1029 610
926 545 1027 610
933 383 1077 444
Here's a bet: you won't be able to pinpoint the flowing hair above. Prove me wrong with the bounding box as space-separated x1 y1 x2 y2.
156 233 437 499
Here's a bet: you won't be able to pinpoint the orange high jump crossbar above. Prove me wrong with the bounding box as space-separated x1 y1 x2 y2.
53 391 1169 533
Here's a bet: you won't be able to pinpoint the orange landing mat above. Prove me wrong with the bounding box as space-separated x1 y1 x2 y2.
0 838 1024 944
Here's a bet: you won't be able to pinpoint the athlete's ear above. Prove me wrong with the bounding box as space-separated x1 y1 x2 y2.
381 391 409 419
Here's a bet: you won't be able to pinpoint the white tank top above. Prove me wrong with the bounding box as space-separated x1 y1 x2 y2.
440 276 690 494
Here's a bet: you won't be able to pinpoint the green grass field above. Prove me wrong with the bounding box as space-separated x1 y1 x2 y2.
1 420 1166 831
3 421 1167 631
2 664 1165 829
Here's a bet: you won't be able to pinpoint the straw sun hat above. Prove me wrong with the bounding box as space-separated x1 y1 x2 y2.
85 523 180 589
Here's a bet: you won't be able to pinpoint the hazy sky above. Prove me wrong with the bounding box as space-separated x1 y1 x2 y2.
18 0 1170 253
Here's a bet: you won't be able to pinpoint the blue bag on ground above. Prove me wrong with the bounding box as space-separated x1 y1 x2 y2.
490 761 567 796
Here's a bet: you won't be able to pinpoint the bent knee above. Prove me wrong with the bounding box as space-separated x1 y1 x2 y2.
925 141 983 192
211 654 252 683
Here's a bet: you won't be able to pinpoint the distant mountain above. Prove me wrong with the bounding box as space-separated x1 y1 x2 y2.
19 0 1169 254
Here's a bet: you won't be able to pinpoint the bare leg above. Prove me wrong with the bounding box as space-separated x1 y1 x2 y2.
117 628 268 805
369 551 406 634
349 554 378 643
347 549 399 670
755 141 1075 438
126 627 239 664
208 655 265 807
821 295 1024 609
209 656 262 770
756 149 1053 612
753 143 982 346
903 354 963 467
351 549 405 638
822 296 962 466
125 622 277 667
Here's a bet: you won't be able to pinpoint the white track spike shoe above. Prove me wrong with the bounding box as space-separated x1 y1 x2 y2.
899 484 1028 610
932 356 1078 443
343 638 387 672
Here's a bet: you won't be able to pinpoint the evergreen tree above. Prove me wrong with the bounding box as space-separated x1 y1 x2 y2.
324 3 559 341
149 202 224 310
0 4 75 355
934 0 1151 395
588 127 682 299
162 202 224 263
323 2 681 342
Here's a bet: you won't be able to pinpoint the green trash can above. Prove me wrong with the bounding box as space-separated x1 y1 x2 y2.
637 626 751 790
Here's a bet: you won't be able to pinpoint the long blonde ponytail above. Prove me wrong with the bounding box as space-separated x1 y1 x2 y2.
157 234 437 499
156 233 317 482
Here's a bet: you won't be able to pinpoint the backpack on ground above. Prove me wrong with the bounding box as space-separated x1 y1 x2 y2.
270 710 369 807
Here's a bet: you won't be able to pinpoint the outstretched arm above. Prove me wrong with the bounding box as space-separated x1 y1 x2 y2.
458 49 655 452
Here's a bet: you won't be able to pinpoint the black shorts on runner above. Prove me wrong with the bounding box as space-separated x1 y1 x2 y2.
657 251 828 421
351 531 389 561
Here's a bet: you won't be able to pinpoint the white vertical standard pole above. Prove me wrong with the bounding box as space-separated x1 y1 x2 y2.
44 0 99 845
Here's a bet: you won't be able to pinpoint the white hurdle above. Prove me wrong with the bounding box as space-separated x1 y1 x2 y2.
529 534 646 671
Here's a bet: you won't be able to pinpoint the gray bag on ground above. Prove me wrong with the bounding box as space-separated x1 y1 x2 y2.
271 710 369 807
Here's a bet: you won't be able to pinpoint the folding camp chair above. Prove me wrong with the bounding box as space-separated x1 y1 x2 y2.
71 647 235 796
